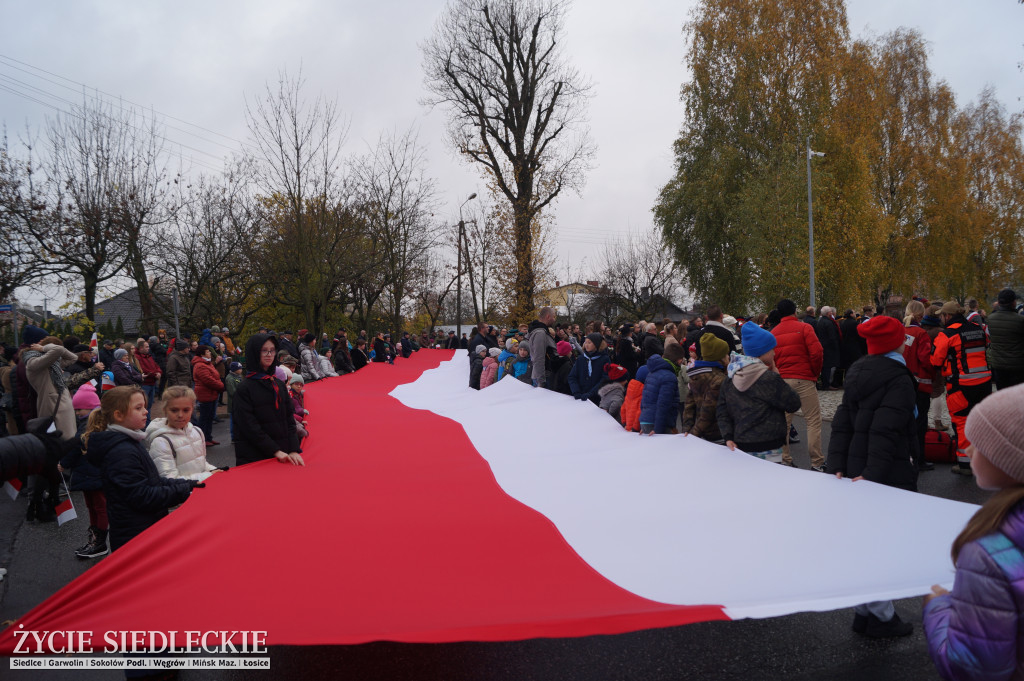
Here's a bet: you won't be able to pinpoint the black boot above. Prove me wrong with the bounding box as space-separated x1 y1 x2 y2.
76 526 98 554
25 498 36 522
76 527 109 559
35 496 57 523
862 612 913 638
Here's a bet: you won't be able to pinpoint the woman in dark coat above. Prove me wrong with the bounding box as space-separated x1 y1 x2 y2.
613 324 640 379
232 334 304 467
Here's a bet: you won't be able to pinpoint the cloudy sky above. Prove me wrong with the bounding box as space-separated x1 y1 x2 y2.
2 0 1021 308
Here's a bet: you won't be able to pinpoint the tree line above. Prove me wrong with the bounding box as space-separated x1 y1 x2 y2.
655 0 1024 314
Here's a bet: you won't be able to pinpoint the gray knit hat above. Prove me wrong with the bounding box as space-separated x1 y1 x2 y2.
113 348 128 360
475 344 487 355
965 385 1024 483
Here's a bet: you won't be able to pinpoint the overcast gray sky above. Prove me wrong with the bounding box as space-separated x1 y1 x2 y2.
2 0 1021 309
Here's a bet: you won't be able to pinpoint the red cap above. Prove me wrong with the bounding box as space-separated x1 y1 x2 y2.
857 315 906 355
604 363 628 381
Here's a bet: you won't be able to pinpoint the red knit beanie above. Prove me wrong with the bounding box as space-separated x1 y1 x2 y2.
857 315 906 355
604 363 628 381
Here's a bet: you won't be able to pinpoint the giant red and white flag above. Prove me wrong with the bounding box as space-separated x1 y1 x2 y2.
0 350 976 653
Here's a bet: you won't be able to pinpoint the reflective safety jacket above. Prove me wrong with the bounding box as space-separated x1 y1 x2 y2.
931 316 991 387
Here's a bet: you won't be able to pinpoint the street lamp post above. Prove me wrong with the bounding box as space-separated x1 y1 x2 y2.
456 192 477 343
806 136 825 310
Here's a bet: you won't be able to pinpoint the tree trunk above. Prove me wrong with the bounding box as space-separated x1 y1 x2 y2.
512 199 535 322
83 271 98 324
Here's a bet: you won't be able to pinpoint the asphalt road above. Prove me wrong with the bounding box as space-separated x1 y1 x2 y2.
0 407 989 681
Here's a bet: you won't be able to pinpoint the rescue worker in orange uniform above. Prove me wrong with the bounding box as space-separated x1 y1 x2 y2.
930 300 992 475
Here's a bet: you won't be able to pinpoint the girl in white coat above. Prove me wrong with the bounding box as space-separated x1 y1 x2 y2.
145 386 222 482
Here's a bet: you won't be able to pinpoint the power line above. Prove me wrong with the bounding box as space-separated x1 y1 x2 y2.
0 53 256 152
0 78 225 174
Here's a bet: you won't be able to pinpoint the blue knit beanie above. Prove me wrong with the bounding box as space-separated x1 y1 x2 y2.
742 322 777 358
21 325 47 346
636 365 650 384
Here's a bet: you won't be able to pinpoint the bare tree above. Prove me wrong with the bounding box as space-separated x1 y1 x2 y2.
354 128 440 333
591 228 682 323
245 71 367 337
409 249 460 333
150 163 261 332
0 133 44 308
422 0 595 320
15 99 143 320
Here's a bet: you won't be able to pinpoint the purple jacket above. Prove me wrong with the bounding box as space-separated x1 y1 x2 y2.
924 503 1024 680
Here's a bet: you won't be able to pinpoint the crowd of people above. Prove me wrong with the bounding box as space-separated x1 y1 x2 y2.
1 288 1023 680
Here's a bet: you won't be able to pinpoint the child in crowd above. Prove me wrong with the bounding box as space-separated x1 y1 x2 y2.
716 322 800 462
682 333 729 443
923 384 1024 679
569 333 611 404
480 347 502 388
508 343 533 384
351 339 369 370
546 340 574 394
288 373 309 440
225 361 243 442
620 365 648 432
145 386 221 482
469 345 487 390
639 344 687 434
59 383 108 559
597 363 629 423
84 386 198 551
496 338 519 381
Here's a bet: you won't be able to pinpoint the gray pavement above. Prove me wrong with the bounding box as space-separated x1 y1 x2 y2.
0 405 989 680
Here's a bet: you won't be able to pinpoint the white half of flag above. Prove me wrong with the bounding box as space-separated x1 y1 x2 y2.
392 353 978 620
3 478 22 501
55 478 77 526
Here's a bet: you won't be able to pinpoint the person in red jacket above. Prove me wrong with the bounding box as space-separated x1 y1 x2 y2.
135 340 162 425
772 299 825 470
191 345 225 447
903 301 937 471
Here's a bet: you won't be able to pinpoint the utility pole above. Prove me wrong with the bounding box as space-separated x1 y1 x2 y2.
806 137 825 310
456 192 477 343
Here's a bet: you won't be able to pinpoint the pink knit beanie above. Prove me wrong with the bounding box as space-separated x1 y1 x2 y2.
965 385 1024 483
71 383 101 411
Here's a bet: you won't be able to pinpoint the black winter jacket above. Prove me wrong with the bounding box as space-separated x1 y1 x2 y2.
87 429 193 550
839 316 864 369
717 368 801 452
826 355 919 490
233 334 301 465
641 333 664 362
987 305 1024 371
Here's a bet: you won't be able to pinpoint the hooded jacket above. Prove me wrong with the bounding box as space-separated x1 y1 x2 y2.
145 418 218 482
826 354 919 490
480 356 499 388
682 361 727 442
232 334 301 465
717 355 801 452
86 427 193 550
598 382 626 423
191 355 224 402
923 502 1024 680
639 355 680 434
621 378 644 432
